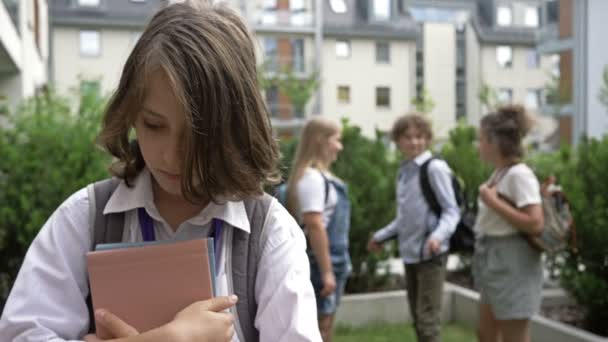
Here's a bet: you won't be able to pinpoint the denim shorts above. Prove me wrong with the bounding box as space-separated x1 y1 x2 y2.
309 262 351 315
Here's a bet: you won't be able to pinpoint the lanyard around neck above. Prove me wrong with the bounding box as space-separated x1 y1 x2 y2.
137 208 223 274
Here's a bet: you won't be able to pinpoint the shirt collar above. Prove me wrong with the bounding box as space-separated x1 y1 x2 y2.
103 168 251 233
413 150 433 166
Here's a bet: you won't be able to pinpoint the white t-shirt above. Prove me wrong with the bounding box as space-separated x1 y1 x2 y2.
474 163 541 236
296 167 339 228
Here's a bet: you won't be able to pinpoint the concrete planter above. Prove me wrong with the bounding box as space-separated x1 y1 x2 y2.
336 283 606 342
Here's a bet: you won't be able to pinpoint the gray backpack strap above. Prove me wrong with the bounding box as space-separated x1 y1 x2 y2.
232 193 273 342
86 177 124 333
89 178 124 249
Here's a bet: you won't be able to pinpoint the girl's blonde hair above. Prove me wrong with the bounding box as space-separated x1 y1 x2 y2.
286 117 341 216
97 1 279 204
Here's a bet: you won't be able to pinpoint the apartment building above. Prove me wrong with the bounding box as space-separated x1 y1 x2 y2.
0 0 49 112
538 0 608 145
49 0 163 99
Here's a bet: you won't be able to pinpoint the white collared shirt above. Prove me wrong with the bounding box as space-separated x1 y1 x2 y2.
0 170 322 341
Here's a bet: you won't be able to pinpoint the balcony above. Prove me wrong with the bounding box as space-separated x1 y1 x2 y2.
260 56 315 78
252 9 315 32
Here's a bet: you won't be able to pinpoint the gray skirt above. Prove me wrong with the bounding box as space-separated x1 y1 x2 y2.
472 234 543 320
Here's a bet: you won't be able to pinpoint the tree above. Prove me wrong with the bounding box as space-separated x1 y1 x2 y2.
410 88 436 114
259 61 319 118
478 83 498 111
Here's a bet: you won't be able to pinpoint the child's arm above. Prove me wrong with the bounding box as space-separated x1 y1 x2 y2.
85 297 237 342
303 212 336 297
0 189 94 340
479 184 544 235
426 161 461 249
253 202 322 341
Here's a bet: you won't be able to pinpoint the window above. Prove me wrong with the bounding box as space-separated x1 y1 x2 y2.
80 30 100 57
78 0 100 6
290 0 305 11
373 0 391 21
262 0 277 10
526 89 542 109
329 0 347 14
376 87 391 108
338 86 350 103
291 39 305 73
496 46 513 68
264 38 278 71
336 40 350 58
266 86 279 117
497 88 513 104
524 6 539 27
496 6 512 27
375 42 390 63
527 49 540 69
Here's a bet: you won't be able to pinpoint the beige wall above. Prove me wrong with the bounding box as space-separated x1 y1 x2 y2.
0 0 48 109
52 27 140 98
480 44 553 113
423 23 456 139
321 38 415 137
465 22 482 126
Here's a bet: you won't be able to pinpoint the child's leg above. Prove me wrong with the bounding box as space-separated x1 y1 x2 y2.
405 263 419 328
318 314 335 342
412 255 447 342
499 319 530 342
478 302 501 342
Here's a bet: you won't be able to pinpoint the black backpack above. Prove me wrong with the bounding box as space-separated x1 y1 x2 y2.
419 158 476 254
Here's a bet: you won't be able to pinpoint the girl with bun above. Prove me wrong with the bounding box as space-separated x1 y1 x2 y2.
473 105 544 342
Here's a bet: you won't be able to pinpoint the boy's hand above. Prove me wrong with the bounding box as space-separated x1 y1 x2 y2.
320 271 337 298
479 183 498 207
168 296 237 342
426 238 441 254
367 238 383 253
83 309 139 341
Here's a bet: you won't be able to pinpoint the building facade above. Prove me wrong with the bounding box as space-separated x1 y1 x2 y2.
0 0 49 112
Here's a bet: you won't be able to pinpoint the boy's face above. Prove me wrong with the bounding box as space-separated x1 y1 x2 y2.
135 70 187 197
396 127 429 160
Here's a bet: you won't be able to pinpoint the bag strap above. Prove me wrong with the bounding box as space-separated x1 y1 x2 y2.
319 170 330 205
231 193 273 342
86 178 124 333
419 158 441 218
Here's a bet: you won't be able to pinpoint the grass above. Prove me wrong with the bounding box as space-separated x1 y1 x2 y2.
334 322 475 342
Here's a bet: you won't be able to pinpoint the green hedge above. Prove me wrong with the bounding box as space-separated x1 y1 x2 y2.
0 88 110 311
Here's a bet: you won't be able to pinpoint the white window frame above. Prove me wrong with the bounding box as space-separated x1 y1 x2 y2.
336 40 350 59
329 0 347 14
373 0 391 21
78 0 100 7
524 6 540 28
497 88 513 104
496 46 513 69
80 30 101 57
497 5 512 27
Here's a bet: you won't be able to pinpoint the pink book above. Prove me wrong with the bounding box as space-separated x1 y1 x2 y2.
87 238 215 339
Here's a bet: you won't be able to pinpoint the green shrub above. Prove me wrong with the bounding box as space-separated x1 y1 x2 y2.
556 138 608 336
0 87 110 310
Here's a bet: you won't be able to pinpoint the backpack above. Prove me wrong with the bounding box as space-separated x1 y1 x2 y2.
419 158 476 254
85 178 271 342
511 177 576 254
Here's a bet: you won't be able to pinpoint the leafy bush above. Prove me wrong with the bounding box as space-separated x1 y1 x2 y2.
0 87 110 311
555 138 608 336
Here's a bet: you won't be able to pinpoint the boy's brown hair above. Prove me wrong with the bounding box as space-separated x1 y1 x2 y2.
390 113 433 142
97 1 279 203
